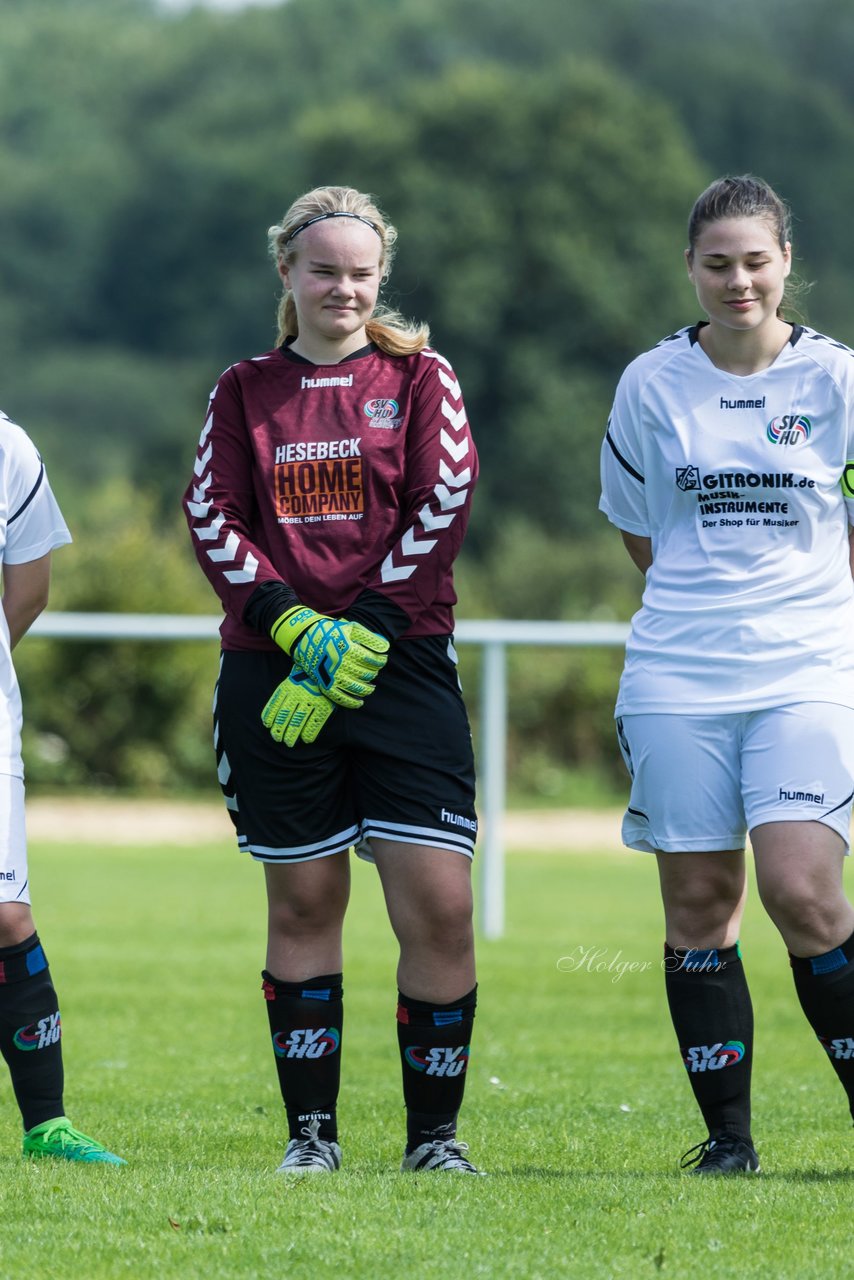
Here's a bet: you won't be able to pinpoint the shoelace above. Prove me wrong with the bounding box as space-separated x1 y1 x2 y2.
285 1119 336 1168
680 1136 748 1170
428 1140 478 1171
38 1121 101 1155
680 1138 714 1170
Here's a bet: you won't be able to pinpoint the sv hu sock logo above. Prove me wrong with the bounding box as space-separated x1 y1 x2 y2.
13 1013 61 1051
682 1041 745 1072
819 1036 854 1060
272 1027 340 1059
404 1045 470 1076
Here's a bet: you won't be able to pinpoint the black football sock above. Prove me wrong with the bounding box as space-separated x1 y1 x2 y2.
397 985 477 1152
663 943 753 1143
0 934 64 1131
790 928 854 1121
262 971 342 1142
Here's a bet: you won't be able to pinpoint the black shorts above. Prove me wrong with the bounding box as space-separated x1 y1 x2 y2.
213 636 478 864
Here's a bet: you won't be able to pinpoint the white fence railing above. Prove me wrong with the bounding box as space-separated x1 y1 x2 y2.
29 613 630 939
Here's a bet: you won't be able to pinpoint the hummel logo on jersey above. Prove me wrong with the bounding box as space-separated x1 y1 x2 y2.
0 870 15 881
301 374 353 389
13 1013 61 1051
683 1041 745 1072
272 1027 341 1059
820 1036 854 1060
405 1045 470 1076
779 787 825 804
675 466 701 491
720 396 765 409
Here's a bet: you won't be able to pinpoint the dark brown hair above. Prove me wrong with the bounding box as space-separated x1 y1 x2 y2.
687 174 792 258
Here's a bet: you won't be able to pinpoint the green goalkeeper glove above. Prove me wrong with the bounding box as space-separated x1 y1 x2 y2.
261 669 335 746
270 605 389 709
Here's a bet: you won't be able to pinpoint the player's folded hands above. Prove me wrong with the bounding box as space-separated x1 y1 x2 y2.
271 606 389 709
261 669 335 747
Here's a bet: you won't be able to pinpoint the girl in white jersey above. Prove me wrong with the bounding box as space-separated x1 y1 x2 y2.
600 175 854 1175
184 186 482 1176
0 414 123 1165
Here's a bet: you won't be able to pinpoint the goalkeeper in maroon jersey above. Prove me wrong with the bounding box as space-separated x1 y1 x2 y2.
183 185 482 1176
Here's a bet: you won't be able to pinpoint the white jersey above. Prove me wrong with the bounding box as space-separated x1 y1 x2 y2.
0 412 71 773
599 324 854 715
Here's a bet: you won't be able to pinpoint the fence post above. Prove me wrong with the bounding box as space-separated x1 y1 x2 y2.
479 638 507 939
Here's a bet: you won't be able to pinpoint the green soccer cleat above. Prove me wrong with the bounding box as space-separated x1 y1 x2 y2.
22 1116 126 1165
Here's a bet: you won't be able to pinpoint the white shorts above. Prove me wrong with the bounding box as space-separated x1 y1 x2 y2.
616 703 854 854
0 773 29 904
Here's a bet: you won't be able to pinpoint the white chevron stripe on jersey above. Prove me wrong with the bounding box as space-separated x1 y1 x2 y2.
440 399 467 433
207 531 241 562
436 367 461 399
439 458 472 488
380 550 417 582
380 347 472 585
440 428 470 463
419 503 456 531
434 483 467 511
194 512 226 541
224 552 259 584
401 527 438 556
194 443 213 476
187 473 213 518
421 349 453 371
205 530 260 585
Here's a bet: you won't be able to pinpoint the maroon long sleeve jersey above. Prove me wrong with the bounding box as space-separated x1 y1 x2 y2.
183 343 478 651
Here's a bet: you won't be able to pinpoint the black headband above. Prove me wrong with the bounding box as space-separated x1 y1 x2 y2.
284 211 381 245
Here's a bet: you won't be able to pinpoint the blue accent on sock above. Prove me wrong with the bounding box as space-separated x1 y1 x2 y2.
810 948 849 976
302 987 332 1001
682 948 719 972
432 1009 462 1026
25 946 47 976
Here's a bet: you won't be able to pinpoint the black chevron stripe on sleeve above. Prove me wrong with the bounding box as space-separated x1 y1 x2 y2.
605 431 644 484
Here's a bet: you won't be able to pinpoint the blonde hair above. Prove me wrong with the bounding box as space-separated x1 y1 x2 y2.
268 186 429 355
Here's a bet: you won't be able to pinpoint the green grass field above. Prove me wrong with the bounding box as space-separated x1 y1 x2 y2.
0 826 851 1279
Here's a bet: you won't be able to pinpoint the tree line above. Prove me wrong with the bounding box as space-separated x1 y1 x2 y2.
2 0 852 794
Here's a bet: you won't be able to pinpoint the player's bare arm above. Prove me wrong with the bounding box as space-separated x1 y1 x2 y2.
620 531 653 574
1 553 51 650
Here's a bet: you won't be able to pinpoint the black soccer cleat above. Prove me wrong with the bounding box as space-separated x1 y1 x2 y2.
680 1134 760 1176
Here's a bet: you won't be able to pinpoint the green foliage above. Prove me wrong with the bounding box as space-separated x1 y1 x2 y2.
16 483 218 792
2 0 854 791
